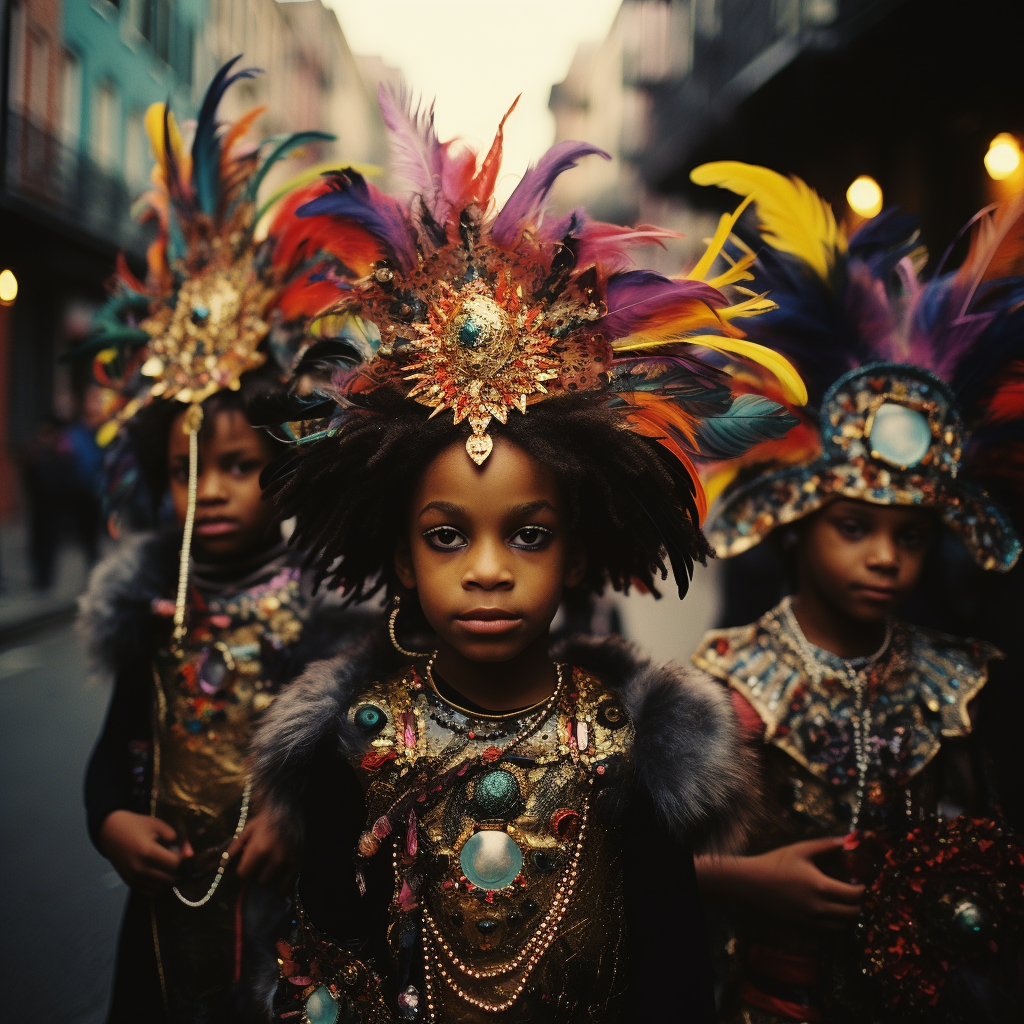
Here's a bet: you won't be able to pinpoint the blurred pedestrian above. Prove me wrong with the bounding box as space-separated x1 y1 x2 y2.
20 415 75 589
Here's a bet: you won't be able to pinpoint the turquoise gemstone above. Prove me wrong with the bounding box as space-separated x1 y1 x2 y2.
472 769 521 819
460 830 523 890
304 985 338 1024
458 318 484 349
354 705 385 732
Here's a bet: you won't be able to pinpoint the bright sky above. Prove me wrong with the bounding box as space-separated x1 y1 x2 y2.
322 0 623 200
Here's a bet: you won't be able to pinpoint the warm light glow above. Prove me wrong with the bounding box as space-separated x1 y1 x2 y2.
0 269 17 305
985 133 1022 181
846 175 883 219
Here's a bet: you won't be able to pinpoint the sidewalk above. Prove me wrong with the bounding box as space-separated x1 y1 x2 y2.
0 514 104 644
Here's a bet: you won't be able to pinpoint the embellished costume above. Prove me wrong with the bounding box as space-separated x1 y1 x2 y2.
254 636 754 1024
240 91 808 1022
79 61 372 1023
687 162 1024 1022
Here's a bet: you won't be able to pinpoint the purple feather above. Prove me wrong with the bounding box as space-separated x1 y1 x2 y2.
491 141 609 247
297 170 417 273
377 84 448 225
845 261 901 362
601 270 727 340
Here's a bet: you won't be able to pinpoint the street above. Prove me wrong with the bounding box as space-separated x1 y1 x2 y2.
0 622 122 1023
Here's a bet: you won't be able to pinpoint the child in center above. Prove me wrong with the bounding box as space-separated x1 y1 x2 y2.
246 93 806 1023
80 62 373 1023
687 163 1024 1023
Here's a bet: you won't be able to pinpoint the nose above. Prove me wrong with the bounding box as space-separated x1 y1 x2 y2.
462 535 513 591
865 530 899 574
195 466 228 505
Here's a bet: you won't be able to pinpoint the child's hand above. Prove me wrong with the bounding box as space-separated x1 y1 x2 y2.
228 811 296 891
697 836 865 930
98 810 193 896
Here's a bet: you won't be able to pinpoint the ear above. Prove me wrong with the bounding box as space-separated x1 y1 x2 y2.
394 541 417 590
563 538 587 589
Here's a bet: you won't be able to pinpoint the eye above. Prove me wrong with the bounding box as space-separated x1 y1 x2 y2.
509 525 553 551
228 458 262 478
423 526 467 551
170 464 190 484
897 527 928 549
835 518 866 540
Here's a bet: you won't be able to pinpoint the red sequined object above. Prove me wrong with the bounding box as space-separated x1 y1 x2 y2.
859 816 1024 1018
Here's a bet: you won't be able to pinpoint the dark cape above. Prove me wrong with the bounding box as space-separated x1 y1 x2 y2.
248 630 760 1022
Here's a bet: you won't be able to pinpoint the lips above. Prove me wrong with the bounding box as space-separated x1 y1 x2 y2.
852 584 899 602
454 608 523 635
195 517 239 537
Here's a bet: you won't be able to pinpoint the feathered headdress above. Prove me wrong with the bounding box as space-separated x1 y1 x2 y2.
690 161 1024 572
73 58 353 644
268 89 805 545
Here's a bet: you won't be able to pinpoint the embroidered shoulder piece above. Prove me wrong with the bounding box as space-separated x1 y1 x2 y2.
693 606 999 787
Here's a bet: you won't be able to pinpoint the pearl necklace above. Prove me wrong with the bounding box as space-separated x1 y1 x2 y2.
421 798 590 1018
780 597 892 831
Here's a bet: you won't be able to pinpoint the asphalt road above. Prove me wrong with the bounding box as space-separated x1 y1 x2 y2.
0 622 123 1024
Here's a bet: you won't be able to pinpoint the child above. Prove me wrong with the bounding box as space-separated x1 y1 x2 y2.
80 61 372 1023
246 94 806 1023
687 163 1024 1023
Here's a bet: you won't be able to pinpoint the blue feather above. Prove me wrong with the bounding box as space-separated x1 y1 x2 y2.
693 394 798 459
192 56 260 217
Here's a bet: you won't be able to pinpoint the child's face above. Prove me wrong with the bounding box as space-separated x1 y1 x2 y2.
168 407 279 559
395 439 586 664
795 498 935 622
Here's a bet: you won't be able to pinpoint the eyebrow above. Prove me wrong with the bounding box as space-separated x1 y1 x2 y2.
417 499 558 519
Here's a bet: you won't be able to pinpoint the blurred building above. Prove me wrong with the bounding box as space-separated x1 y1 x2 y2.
553 0 1023 260
1 0 389 517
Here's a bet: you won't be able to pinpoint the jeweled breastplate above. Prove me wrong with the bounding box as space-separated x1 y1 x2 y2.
152 565 308 875
285 664 635 1024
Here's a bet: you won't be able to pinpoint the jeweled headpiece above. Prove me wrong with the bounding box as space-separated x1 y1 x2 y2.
275 89 806 529
690 161 1024 571
75 58 350 642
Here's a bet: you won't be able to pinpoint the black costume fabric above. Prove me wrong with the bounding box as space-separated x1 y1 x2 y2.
248 632 757 1023
82 529 375 1023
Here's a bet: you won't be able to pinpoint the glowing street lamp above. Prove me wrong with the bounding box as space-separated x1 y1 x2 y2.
847 176 883 219
984 134 1022 181
0 269 17 306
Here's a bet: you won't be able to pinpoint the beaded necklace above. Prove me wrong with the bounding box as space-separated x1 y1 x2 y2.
779 596 892 830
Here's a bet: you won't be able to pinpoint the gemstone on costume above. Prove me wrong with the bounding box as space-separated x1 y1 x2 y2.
304 984 339 1024
354 704 386 732
460 830 523 890
868 402 933 467
471 769 522 819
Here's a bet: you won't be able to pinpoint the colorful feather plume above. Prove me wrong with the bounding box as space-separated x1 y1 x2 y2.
690 159 1024 518
261 88 806 598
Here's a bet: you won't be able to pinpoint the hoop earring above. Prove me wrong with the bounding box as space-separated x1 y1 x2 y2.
389 595 429 658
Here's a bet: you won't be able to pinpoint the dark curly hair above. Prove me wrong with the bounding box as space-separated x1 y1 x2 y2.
265 387 713 601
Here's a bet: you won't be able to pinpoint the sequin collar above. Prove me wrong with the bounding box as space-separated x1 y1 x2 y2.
693 603 998 787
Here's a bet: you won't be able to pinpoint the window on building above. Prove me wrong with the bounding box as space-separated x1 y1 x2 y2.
138 0 172 64
91 80 120 172
60 51 82 149
124 109 148 188
27 31 49 127
8 2 26 111
171 18 194 86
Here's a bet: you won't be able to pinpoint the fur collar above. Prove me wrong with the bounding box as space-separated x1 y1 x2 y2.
251 632 757 855
77 529 378 680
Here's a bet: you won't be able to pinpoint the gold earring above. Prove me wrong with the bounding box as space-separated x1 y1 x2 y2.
389 595 429 658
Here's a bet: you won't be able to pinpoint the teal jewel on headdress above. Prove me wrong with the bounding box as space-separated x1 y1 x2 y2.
709 362 1021 572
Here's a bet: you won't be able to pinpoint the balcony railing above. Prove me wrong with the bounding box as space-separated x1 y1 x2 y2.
5 111 149 254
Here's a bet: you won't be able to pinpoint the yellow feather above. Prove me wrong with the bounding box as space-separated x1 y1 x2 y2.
690 161 845 282
706 250 756 290
703 464 739 508
685 194 754 282
717 293 777 320
613 331 807 406
144 102 189 186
